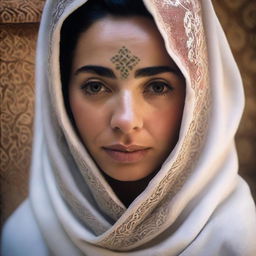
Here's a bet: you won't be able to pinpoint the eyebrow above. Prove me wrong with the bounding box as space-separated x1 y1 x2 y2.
74 65 116 78
134 66 180 78
74 65 180 78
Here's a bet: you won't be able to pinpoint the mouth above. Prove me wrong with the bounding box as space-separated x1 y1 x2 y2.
102 144 151 163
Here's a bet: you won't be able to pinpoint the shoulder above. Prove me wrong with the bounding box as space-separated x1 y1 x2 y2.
182 178 256 256
205 178 256 255
1 200 49 256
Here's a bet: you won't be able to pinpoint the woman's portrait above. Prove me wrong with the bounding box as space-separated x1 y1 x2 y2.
1 0 256 255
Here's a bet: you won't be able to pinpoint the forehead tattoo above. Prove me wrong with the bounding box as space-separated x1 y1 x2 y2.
110 46 140 79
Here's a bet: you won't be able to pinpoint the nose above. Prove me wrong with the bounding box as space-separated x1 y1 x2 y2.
110 90 143 134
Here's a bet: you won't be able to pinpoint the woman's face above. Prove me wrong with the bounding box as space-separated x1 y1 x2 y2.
69 16 186 181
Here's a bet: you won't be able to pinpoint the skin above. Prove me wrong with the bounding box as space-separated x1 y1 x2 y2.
69 16 186 181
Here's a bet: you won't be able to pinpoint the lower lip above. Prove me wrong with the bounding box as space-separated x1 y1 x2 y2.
103 148 150 163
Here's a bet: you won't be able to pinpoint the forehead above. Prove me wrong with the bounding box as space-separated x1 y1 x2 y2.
72 16 174 68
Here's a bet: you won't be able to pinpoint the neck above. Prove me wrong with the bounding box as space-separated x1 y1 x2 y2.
103 171 157 207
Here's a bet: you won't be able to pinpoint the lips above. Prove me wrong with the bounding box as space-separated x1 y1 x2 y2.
102 144 151 163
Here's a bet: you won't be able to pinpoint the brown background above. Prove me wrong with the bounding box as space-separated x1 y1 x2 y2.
0 0 255 229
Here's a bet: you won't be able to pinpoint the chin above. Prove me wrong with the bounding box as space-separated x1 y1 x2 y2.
102 166 157 182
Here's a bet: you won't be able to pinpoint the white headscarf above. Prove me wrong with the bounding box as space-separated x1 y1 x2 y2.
9 0 256 255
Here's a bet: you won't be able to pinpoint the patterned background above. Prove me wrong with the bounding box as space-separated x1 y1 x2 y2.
0 0 255 229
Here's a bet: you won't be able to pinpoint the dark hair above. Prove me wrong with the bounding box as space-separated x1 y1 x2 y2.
60 0 153 117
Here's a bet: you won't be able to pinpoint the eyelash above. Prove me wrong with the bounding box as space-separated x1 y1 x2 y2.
144 80 173 95
80 80 109 95
80 79 174 96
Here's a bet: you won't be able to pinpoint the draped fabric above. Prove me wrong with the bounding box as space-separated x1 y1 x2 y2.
2 0 256 255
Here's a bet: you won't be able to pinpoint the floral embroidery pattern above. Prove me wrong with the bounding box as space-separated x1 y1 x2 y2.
163 0 202 65
163 0 180 6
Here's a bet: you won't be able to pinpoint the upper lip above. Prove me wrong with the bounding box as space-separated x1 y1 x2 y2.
103 144 150 152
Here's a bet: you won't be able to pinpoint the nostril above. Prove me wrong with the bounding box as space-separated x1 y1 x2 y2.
110 107 143 133
110 116 141 133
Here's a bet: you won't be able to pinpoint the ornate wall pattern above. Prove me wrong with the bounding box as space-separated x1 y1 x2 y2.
0 23 39 228
0 0 255 229
0 0 43 228
0 0 45 23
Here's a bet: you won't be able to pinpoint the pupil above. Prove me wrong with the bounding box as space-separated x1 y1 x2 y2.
91 83 101 92
153 83 164 92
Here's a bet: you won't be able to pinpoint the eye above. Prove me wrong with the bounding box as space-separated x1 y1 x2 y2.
80 80 110 95
144 80 173 95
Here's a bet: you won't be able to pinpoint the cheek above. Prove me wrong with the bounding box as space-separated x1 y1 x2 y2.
69 95 107 142
149 102 184 145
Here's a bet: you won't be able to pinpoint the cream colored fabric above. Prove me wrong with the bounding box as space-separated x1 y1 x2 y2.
5 0 256 255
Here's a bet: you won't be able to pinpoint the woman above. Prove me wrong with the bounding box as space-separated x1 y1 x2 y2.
2 0 256 255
